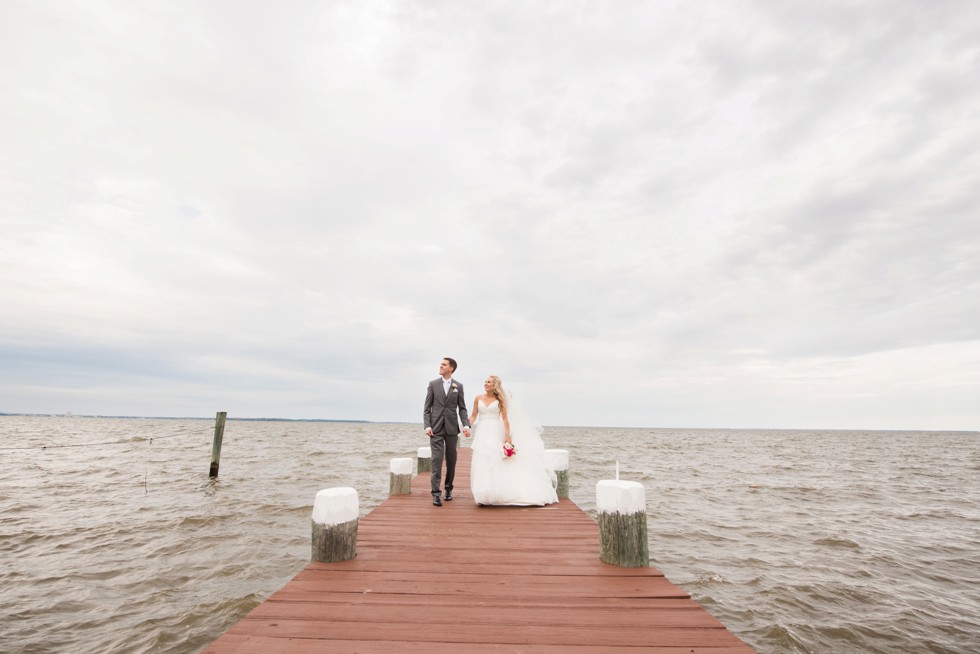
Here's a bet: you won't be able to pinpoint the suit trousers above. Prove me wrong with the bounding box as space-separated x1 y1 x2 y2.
429 432 459 495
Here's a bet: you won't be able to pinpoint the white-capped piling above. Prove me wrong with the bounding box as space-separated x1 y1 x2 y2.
311 487 359 563
596 479 649 567
389 457 413 495
417 446 432 474
545 449 570 499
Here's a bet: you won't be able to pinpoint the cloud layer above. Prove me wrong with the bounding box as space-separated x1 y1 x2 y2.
2 1 978 429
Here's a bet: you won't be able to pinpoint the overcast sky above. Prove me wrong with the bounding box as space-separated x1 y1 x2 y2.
2 1 978 430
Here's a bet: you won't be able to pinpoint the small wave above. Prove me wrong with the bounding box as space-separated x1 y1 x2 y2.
691 569 730 586
752 622 812 654
177 513 240 528
814 536 862 549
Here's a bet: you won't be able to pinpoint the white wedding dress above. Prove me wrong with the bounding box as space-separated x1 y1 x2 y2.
470 399 558 506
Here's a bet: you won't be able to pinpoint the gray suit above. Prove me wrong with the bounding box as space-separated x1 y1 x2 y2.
423 377 470 496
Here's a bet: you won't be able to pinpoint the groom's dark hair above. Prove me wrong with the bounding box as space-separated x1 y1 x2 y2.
443 357 458 372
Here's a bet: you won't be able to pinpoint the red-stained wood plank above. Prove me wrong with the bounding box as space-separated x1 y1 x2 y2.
202 448 755 653
244 600 725 628
225 619 748 647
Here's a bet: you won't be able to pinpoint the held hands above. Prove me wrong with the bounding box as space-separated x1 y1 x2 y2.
463 427 471 438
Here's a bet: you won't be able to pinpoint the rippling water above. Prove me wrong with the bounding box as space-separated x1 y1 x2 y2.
1 417 977 653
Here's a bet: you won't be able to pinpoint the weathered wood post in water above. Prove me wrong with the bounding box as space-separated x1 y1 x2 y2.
417 446 432 473
545 449 570 499
596 479 649 567
208 411 227 478
311 487 359 563
389 457 413 495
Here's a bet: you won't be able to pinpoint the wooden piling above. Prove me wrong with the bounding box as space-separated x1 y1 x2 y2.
416 446 432 473
208 411 227 478
311 487 359 563
597 479 650 568
546 448 570 498
389 457 413 496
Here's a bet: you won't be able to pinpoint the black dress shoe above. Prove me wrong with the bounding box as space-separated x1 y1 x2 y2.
432 495 442 506
444 491 453 501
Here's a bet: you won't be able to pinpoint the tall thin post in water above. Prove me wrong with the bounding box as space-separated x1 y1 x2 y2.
209 411 227 478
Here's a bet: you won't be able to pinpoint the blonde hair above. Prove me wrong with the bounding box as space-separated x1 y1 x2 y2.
487 375 507 411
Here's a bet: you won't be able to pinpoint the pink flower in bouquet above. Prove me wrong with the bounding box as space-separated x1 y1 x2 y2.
502 442 517 458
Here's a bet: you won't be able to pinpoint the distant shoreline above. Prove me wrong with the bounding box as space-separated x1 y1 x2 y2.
0 412 378 423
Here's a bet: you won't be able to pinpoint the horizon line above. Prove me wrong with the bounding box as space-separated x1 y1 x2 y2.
0 412 975 433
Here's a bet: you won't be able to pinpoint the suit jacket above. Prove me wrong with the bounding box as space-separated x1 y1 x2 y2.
423 377 470 436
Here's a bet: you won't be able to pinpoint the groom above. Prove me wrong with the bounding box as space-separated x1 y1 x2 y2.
423 357 470 506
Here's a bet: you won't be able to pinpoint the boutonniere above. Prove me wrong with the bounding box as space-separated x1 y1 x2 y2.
451 383 458 391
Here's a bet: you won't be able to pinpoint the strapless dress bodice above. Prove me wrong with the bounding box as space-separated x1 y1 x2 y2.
479 400 501 417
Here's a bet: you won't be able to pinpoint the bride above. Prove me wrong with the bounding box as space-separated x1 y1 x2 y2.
469 375 558 506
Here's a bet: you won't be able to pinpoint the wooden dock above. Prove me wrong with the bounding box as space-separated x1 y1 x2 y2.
203 448 755 653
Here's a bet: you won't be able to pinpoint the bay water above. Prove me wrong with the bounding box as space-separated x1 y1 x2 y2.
1 416 977 653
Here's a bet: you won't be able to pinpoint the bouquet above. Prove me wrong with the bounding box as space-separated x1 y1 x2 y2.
502 441 517 459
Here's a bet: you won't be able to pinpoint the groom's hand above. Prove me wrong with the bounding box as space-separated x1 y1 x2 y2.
463 427 471 438
425 427 433 436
